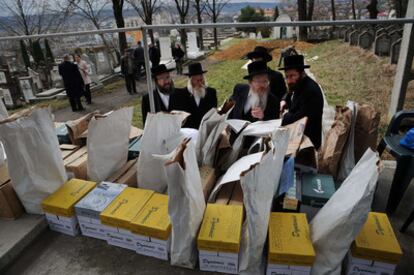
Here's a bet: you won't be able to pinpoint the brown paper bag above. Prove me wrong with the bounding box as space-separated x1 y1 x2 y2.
354 104 380 162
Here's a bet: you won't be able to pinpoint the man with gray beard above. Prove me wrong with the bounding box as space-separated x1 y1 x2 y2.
172 62 217 129
141 64 176 125
229 61 279 122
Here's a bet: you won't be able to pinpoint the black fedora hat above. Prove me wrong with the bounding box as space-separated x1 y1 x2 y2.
151 64 174 77
246 46 272 63
243 61 269 80
184 62 208 76
279 55 310 70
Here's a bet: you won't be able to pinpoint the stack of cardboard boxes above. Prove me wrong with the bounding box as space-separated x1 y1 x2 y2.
0 162 24 220
63 146 88 180
41 179 96 236
106 159 138 187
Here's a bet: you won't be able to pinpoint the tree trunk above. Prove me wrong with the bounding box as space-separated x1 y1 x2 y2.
307 0 314 20
112 1 127 55
180 18 187 54
196 2 204 50
149 29 155 45
366 0 378 19
297 0 308 41
351 0 356 19
331 0 336 20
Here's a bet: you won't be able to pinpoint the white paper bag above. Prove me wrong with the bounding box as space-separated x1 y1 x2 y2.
0 108 67 214
137 112 188 193
87 107 133 182
164 138 206 269
310 149 379 275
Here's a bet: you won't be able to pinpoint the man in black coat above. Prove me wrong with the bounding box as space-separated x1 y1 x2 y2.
59 54 85 112
149 43 161 67
172 62 217 129
247 46 287 115
134 41 145 80
229 61 279 122
172 42 185 75
280 55 324 149
141 64 176 125
121 48 138 95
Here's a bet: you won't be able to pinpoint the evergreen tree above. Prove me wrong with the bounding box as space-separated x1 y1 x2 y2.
273 6 279 21
20 40 31 68
32 40 45 66
44 39 54 63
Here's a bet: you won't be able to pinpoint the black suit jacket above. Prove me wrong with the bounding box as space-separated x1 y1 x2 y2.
141 89 174 125
268 67 287 102
58 61 84 98
281 76 324 149
172 87 218 129
228 84 279 122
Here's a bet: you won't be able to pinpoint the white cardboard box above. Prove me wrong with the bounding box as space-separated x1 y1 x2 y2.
106 226 137 251
133 233 170 261
199 250 239 274
345 252 396 275
45 213 79 236
266 264 311 275
77 216 108 240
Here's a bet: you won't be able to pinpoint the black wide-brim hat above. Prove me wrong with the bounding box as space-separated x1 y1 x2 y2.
246 46 273 63
279 54 310 70
151 64 174 77
184 62 208 76
243 60 269 80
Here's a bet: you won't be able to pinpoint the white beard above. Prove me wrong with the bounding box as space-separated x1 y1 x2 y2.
187 79 206 98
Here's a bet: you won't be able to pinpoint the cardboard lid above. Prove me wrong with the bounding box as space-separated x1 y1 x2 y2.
352 212 403 264
42 179 97 217
130 193 171 240
197 203 243 253
268 212 315 266
100 187 154 229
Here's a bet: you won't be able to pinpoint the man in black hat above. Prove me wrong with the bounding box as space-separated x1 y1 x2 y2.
59 54 85 112
279 55 324 149
172 62 217 129
228 61 279 122
247 46 287 115
141 64 176 125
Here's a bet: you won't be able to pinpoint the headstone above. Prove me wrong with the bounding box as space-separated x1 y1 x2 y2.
94 50 112 75
338 27 346 39
159 36 176 70
273 14 294 39
375 28 387 39
1 88 13 107
349 30 360 46
358 31 374 49
390 38 402 64
28 68 43 92
170 29 179 37
186 32 204 59
249 32 256 39
257 32 262 39
389 30 402 45
374 33 392 56
0 71 6 84
18 76 35 103
0 69 18 107
50 66 63 88
344 27 353 42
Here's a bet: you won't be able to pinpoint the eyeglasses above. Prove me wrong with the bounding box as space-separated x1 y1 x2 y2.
156 75 171 81
252 80 270 85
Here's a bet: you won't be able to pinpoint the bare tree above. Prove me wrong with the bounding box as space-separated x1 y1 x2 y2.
127 0 160 44
297 0 307 40
193 0 206 50
351 0 356 20
173 0 190 53
307 0 314 20
330 0 336 21
205 0 229 50
111 0 128 55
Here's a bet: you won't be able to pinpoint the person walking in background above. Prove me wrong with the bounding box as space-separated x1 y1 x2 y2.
75 54 92 104
59 54 85 112
172 42 185 75
121 49 138 95
134 41 145 80
149 43 161 67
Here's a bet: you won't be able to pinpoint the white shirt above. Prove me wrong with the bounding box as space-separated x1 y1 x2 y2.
158 89 170 109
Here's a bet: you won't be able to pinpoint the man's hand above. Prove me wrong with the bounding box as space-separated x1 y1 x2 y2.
251 107 264 120
280 100 287 112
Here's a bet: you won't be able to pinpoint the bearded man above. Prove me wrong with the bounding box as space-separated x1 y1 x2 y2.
172 62 217 129
228 60 279 122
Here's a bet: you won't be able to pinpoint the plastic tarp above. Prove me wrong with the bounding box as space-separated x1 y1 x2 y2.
310 149 380 275
0 108 67 214
87 107 133 182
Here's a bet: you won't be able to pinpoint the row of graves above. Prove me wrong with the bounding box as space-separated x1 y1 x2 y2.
337 24 404 64
0 90 404 274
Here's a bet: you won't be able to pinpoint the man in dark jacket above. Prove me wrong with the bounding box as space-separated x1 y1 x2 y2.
149 43 161 67
280 55 324 149
172 62 217 129
141 64 176 125
247 46 287 115
172 42 185 75
59 54 85 112
229 61 279 122
121 49 137 94
134 41 145 80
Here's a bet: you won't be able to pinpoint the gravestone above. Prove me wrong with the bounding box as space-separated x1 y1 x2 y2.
28 68 43 93
374 33 392 56
18 76 35 103
249 32 256 39
0 88 13 107
390 38 402 64
170 29 179 37
186 32 204 59
159 36 176 70
338 27 346 39
273 14 294 39
0 69 19 107
358 31 374 49
50 66 63 88
389 30 402 45
257 32 262 39
375 28 387 39
349 30 360 46
94 50 112 75
344 27 353 42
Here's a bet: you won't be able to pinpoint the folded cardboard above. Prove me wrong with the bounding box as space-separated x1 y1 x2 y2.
268 212 315 273
301 173 335 207
64 146 88 180
55 122 71 145
0 162 10 185
198 203 243 274
42 179 96 217
106 159 137 187
75 181 128 239
128 136 142 160
60 144 80 160
285 117 308 157
351 212 402 264
200 166 217 201
0 181 24 220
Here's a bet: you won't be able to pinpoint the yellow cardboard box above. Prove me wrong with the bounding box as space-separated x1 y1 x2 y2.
100 187 154 229
352 212 403 264
268 212 315 266
130 193 171 240
197 203 243 253
42 179 96 217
